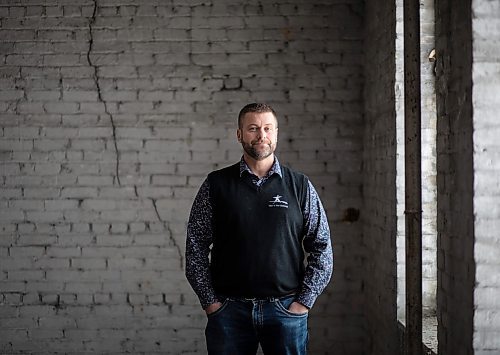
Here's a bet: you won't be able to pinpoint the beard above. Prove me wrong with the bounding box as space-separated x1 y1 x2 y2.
241 140 275 161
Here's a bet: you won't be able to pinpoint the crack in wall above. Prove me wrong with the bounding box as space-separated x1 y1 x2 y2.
152 199 184 270
87 0 122 186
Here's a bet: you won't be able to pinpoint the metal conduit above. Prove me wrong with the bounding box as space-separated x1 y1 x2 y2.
403 0 423 354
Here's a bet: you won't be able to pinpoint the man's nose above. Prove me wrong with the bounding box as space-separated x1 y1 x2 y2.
257 128 266 138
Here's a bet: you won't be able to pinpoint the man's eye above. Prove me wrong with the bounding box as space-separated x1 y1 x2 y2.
249 127 257 132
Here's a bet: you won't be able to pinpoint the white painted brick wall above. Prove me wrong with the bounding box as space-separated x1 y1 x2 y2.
0 1 365 354
472 0 500 353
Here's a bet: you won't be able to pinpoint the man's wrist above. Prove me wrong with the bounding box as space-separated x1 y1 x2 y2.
295 293 315 309
200 294 218 309
204 301 222 315
288 301 309 314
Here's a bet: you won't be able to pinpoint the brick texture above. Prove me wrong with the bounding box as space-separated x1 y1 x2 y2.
419 0 438 319
364 0 438 353
435 0 475 353
471 0 500 353
362 1 400 354
0 1 365 354
395 0 438 327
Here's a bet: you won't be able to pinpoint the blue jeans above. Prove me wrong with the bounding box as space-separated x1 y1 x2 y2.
205 295 308 355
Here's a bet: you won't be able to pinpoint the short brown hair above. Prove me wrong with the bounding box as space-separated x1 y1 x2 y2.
238 103 277 129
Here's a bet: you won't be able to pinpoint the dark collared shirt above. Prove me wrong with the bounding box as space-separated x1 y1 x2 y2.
186 157 333 309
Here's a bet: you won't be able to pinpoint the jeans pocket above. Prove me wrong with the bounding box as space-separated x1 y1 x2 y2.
276 299 309 317
207 298 230 318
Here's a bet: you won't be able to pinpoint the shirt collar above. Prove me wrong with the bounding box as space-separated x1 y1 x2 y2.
239 156 282 179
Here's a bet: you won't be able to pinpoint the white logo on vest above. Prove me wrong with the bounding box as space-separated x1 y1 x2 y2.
268 195 289 208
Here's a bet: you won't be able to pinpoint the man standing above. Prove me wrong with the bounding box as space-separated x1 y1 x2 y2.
185 103 333 354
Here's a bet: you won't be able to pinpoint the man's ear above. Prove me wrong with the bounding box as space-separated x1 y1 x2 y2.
237 129 242 142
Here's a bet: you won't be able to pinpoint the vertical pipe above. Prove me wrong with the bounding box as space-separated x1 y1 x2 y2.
403 0 423 354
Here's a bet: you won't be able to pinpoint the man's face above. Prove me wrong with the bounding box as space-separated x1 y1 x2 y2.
237 112 278 161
